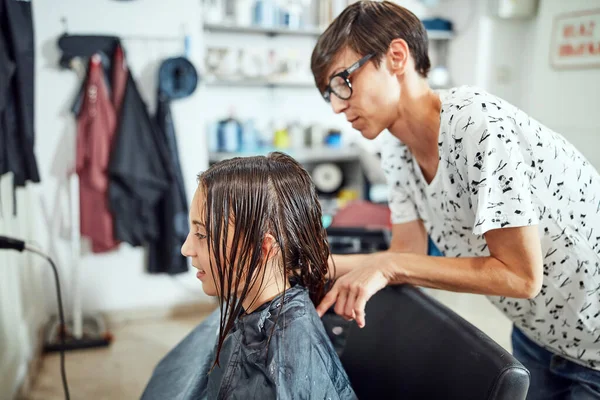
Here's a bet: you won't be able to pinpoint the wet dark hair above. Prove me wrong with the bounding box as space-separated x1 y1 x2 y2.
311 0 431 94
197 152 331 367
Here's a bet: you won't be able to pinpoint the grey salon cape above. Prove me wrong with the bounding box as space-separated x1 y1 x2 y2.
141 285 357 399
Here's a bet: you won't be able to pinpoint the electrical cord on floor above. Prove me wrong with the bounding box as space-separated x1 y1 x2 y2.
0 236 70 400
27 247 70 400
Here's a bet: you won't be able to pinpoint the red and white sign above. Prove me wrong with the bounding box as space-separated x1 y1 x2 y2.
550 9 600 69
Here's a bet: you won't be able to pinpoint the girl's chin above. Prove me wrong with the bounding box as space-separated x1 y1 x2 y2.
200 283 218 297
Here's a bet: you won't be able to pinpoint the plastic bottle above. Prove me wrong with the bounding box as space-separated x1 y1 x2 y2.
288 121 304 149
207 121 219 152
218 109 243 152
273 120 290 149
242 119 258 152
253 0 275 27
287 3 302 29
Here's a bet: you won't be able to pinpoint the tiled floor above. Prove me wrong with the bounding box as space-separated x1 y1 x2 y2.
23 313 211 400
23 290 512 399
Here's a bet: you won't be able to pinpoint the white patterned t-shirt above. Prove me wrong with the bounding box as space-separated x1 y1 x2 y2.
381 85 600 370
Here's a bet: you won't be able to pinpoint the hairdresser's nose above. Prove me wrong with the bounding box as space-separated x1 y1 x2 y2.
330 94 349 115
181 234 195 258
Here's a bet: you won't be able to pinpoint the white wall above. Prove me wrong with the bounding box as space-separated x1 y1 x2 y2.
0 176 46 400
422 0 484 88
421 0 530 105
472 15 533 106
462 0 600 171
33 0 211 315
425 0 600 171
519 0 600 168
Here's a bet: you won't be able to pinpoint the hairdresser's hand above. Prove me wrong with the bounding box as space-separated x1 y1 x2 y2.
316 253 393 328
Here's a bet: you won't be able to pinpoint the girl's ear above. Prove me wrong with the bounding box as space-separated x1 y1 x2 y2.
261 233 279 261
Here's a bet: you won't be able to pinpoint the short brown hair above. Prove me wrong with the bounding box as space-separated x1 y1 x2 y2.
311 1 431 93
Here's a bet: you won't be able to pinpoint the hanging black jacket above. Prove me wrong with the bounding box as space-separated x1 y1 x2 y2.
0 0 40 187
0 31 15 179
147 91 189 274
108 72 173 247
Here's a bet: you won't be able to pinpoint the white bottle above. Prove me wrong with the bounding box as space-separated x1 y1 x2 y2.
204 0 224 24
287 3 302 30
289 121 305 149
222 119 241 153
207 121 219 153
255 0 275 28
235 0 254 26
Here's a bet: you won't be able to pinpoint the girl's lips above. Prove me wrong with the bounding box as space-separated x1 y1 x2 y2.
196 270 206 280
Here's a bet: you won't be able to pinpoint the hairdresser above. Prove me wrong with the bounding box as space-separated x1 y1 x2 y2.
311 2 600 398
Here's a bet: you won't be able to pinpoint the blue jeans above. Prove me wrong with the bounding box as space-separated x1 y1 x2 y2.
512 327 600 399
427 236 443 256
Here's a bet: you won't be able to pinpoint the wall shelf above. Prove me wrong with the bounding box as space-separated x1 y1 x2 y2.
427 30 453 40
205 79 449 90
204 78 315 89
208 146 361 164
203 23 322 37
204 23 453 40
204 24 454 40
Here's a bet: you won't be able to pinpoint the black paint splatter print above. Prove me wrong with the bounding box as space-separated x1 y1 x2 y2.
381 85 600 371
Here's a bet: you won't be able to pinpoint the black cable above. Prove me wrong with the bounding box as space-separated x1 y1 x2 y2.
27 247 71 400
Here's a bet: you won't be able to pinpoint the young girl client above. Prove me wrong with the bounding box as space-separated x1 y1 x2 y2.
142 152 357 399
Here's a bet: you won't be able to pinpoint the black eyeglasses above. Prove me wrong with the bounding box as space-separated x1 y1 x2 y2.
323 53 375 103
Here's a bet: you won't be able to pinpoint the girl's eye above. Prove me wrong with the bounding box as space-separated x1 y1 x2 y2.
195 233 207 240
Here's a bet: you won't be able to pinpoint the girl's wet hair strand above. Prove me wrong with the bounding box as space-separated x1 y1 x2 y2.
197 152 332 368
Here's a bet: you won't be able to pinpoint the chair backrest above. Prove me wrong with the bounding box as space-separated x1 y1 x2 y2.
326 227 390 254
334 285 530 400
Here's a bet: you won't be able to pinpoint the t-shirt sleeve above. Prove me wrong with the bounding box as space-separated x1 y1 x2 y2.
388 180 419 224
459 111 539 235
379 135 419 225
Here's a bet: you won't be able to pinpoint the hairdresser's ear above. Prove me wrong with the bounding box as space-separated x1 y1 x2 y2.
387 38 409 75
261 233 279 260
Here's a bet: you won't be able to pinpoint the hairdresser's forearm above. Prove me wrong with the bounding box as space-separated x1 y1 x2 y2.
328 219 429 279
381 252 541 299
329 253 370 278
329 244 420 279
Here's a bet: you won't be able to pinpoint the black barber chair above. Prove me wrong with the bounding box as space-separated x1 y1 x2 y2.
327 227 390 254
324 227 530 400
